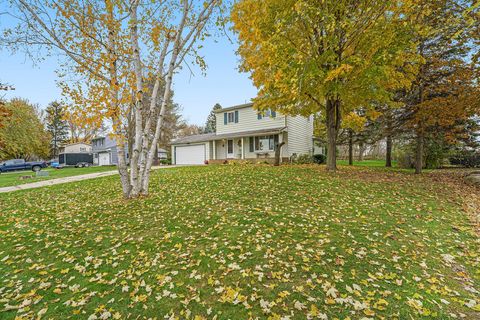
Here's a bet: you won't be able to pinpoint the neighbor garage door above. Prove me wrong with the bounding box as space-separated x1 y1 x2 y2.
175 144 205 165
99 153 110 166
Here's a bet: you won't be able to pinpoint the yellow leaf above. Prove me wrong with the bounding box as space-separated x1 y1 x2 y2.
364 309 375 316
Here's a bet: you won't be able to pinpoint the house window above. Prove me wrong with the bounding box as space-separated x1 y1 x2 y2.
257 109 277 120
253 135 278 152
80 147 86 152
224 111 239 124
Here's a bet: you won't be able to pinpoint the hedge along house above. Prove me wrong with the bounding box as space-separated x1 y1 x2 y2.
171 103 315 165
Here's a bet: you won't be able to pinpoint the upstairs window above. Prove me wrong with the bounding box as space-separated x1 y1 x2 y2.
224 110 239 124
257 109 277 120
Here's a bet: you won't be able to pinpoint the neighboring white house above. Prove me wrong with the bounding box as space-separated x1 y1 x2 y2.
58 142 93 166
157 148 168 160
59 142 92 154
171 103 315 165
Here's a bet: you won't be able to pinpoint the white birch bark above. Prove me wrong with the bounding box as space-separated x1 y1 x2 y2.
106 5 131 198
140 0 218 194
128 0 144 197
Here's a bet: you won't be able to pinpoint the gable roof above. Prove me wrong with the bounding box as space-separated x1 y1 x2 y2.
62 142 91 147
214 103 254 113
172 133 217 144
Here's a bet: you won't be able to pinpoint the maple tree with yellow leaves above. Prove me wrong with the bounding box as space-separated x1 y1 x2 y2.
232 0 418 171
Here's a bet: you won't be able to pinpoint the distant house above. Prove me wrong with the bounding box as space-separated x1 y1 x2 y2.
59 142 93 166
171 103 316 164
59 142 92 154
91 136 123 166
92 136 167 166
157 148 168 160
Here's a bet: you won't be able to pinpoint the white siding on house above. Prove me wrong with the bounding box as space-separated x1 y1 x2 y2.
285 115 314 156
171 104 314 163
212 133 288 160
216 107 286 135
64 143 92 153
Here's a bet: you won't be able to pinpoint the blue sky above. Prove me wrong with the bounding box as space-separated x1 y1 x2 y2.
0 26 257 126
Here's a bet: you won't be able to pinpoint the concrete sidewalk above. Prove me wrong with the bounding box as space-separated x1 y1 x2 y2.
0 166 175 193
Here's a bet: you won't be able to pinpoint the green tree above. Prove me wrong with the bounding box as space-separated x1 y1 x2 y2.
204 103 222 133
0 98 50 160
399 0 480 173
45 101 69 158
232 0 417 171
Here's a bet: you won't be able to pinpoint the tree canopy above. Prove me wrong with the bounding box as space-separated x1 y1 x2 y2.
7 0 224 198
0 98 50 160
45 101 69 158
204 103 222 133
232 0 418 170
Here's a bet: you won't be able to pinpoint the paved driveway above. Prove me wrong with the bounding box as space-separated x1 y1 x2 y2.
0 166 176 193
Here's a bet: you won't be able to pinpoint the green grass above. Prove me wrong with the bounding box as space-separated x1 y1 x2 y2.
0 165 478 319
337 159 397 167
0 165 117 188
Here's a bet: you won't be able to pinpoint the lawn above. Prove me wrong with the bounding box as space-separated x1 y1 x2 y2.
0 166 117 188
0 165 478 319
336 159 398 167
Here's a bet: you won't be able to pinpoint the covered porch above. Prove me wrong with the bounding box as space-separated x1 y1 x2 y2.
209 128 288 162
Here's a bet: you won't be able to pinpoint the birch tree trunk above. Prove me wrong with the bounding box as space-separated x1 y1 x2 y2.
128 0 145 198
140 1 217 195
106 6 131 198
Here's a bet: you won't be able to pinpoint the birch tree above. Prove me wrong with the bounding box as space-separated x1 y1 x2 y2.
7 0 223 198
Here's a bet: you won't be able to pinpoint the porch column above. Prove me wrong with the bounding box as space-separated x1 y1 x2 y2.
212 140 216 160
241 137 245 159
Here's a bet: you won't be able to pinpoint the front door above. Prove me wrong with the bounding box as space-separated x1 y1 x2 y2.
227 139 234 158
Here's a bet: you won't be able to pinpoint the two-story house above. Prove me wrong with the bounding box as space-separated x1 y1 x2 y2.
171 103 314 165
92 136 122 166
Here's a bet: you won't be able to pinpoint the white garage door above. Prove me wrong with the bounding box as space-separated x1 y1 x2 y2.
175 144 205 165
99 153 110 166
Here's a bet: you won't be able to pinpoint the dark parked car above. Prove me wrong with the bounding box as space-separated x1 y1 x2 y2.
0 159 47 173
